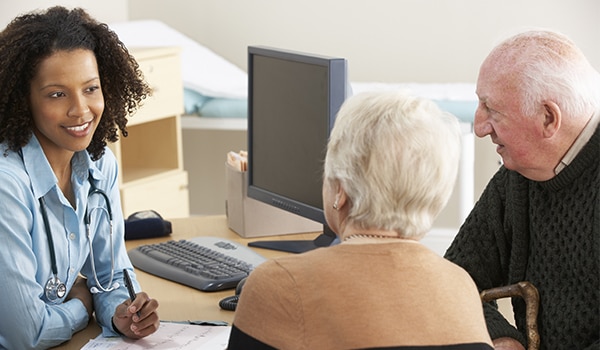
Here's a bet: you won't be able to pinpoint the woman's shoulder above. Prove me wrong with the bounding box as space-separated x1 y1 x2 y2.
0 148 31 184
241 252 326 300
417 251 476 293
93 146 117 167
89 146 119 176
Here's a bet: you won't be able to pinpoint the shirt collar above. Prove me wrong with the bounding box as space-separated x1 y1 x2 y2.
555 109 600 175
21 134 103 199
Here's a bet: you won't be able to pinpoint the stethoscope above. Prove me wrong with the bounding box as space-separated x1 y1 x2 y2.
40 175 118 303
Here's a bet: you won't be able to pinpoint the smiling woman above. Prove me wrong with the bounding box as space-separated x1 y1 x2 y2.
0 6 160 349
30 50 104 171
28 49 105 205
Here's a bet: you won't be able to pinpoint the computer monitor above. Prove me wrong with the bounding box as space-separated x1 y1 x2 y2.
246 45 348 253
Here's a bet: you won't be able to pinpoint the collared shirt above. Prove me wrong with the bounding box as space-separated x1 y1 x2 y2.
0 135 139 349
555 109 600 174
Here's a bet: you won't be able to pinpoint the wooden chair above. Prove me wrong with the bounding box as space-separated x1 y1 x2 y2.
480 281 540 350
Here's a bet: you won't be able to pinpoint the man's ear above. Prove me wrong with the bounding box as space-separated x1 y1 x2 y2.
542 101 561 138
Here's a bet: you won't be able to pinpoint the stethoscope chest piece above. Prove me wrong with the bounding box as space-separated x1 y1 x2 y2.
45 275 66 302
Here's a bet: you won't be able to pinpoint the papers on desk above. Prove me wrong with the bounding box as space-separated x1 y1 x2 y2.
81 322 231 350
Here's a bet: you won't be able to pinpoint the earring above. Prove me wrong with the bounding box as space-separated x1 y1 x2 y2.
333 200 339 210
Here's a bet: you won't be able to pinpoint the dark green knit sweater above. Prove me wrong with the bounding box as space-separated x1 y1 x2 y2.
445 125 599 350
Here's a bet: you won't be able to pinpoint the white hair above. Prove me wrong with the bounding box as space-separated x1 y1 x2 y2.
489 30 600 118
324 91 461 239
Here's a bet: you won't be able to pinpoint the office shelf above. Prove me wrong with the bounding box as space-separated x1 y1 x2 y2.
109 47 189 219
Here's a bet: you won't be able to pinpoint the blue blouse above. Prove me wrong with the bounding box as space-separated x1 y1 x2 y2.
0 135 140 349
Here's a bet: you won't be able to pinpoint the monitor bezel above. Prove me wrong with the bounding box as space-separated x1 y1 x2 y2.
247 45 348 225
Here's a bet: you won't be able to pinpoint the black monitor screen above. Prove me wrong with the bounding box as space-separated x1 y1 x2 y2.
247 46 347 252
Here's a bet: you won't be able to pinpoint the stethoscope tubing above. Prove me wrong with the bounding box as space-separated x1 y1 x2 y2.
41 174 117 302
39 197 59 280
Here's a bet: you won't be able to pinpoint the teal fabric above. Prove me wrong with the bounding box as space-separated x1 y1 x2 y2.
184 88 477 123
199 97 247 119
433 99 477 123
183 88 210 115
184 88 247 118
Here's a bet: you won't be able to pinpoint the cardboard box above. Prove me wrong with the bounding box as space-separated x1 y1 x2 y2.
225 162 322 237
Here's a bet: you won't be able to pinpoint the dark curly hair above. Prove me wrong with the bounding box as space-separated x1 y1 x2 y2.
0 6 151 160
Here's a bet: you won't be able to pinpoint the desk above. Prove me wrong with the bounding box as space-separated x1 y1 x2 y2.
53 215 317 349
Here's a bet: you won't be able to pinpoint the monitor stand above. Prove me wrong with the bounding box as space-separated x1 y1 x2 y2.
248 224 337 254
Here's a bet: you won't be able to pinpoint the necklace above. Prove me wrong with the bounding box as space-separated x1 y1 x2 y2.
343 233 403 241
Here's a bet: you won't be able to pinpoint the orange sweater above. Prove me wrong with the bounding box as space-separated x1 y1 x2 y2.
229 240 493 349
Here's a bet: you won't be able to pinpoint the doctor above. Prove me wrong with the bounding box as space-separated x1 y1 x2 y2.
0 6 159 349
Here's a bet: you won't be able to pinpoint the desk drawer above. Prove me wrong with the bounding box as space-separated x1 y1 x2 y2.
130 50 184 125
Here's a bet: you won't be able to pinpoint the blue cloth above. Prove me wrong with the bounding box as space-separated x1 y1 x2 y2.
184 88 247 118
433 99 477 124
0 135 140 349
183 88 476 122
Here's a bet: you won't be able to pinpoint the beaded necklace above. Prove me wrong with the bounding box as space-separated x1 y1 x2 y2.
343 233 416 242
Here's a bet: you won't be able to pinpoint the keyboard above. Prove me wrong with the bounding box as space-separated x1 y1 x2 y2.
128 236 266 292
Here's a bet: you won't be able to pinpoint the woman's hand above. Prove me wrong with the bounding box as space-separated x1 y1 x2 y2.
112 291 160 339
493 337 526 350
65 276 93 319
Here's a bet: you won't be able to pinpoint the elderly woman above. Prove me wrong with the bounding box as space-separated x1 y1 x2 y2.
227 91 493 349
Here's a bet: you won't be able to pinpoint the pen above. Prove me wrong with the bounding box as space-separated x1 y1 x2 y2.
123 269 141 317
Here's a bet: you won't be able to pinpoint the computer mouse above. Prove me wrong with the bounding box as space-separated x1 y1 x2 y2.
235 276 247 295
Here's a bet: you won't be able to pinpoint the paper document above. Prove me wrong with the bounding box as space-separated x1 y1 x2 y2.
227 150 247 172
81 322 231 350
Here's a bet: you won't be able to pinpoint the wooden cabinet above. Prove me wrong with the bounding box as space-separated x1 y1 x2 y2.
109 47 189 219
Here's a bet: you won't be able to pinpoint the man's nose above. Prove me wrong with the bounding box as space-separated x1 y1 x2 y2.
473 108 492 138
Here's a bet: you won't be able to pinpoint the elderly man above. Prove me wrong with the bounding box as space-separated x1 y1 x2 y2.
444 30 599 350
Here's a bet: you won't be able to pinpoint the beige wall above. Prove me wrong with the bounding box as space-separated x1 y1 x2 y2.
126 0 598 223
4 1 597 225
7 1 582 83
0 1 127 29
128 0 600 83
